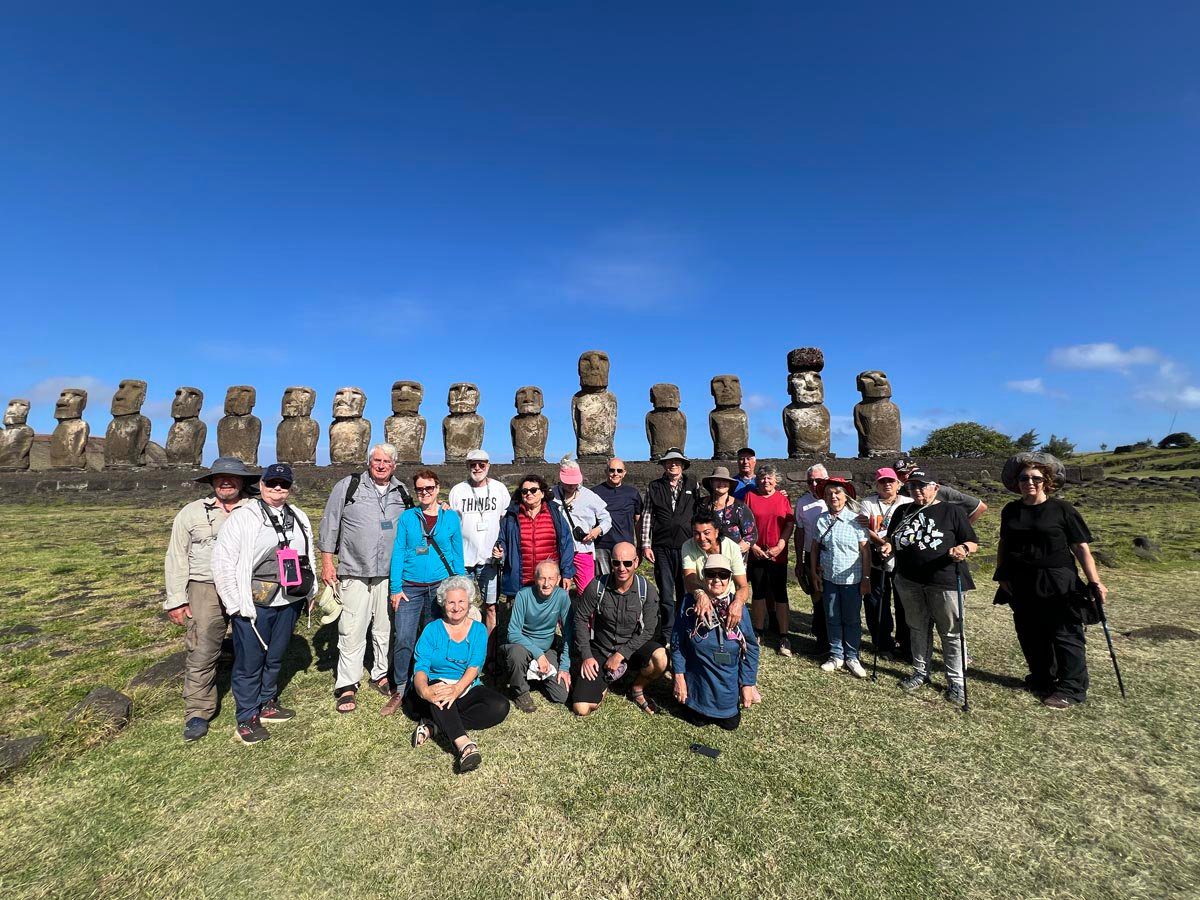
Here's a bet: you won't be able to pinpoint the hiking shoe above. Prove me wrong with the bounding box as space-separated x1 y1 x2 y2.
777 637 793 658
235 716 270 745
899 673 931 693
259 699 295 723
1042 693 1078 710
819 657 844 673
182 717 209 742
514 692 537 714
380 691 405 717
944 684 966 706
846 658 868 679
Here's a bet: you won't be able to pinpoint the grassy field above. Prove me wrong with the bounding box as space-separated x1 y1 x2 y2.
0 487 1198 899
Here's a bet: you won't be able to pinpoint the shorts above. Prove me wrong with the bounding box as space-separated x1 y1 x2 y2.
749 558 789 604
466 562 500 606
569 640 664 706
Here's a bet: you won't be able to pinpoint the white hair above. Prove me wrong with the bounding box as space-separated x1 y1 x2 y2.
436 575 477 606
534 558 561 579
369 443 399 463
807 463 829 478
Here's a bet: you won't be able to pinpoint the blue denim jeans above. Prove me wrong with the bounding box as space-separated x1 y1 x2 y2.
822 581 863 662
230 601 302 723
391 581 441 694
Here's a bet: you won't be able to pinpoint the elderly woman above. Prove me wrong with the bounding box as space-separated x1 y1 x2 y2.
703 466 757 557
212 463 317 745
809 477 871 677
672 554 761 729
744 464 796 656
881 469 978 704
385 469 465 716
551 457 612 594
995 453 1108 709
404 576 510 773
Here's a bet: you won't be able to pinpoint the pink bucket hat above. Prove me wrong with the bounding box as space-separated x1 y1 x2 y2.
558 457 583 485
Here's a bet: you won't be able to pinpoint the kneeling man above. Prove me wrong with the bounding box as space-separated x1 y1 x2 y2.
571 541 667 716
501 560 573 712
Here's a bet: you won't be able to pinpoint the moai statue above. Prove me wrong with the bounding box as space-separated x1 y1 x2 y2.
165 386 206 466
329 386 370 466
217 385 261 466
0 399 34 471
104 379 152 468
645 383 687 460
443 383 483 463
511 386 549 465
49 388 90 469
572 350 617 461
854 370 902 459
782 348 831 458
384 380 426 464
709 374 749 460
276 386 319 466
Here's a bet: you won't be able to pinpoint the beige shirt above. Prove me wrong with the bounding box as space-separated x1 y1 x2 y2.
163 496 249 609
681 535 747 579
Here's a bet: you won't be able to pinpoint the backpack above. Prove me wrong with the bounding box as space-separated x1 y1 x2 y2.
589 573 647 640
335 472 413 553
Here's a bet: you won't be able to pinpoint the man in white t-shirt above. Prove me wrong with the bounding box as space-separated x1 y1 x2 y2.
447 449 510 636
793 463 829 658
856 467 913 658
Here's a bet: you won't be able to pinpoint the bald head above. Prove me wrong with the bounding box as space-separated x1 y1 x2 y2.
606 457 627 486
609 541 638 586
534 559 561 596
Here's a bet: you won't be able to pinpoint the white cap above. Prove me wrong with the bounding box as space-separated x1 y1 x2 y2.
465 449 490 463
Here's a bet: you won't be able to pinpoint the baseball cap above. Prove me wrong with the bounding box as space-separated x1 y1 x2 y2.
260 463 294 486
874 467 899 482
906 469 938 485
736 446 756 457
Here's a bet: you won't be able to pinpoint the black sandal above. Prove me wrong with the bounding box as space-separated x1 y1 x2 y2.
368 677 391 697
335 690 357 714
456 741 481 773
629 688 658 715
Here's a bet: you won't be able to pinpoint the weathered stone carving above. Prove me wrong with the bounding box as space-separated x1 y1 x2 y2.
384 380 426 464
645 383 686 460
49 388 90 470
572 350 617 460
277 386 319 466
165 386 206 467
103 379 152 468
511 386 548 465
709 374 749 460
854 370 901 459
217 386 261 466
783 348 831 458
0 399 34 471
329 386 370 466
443 383 483 463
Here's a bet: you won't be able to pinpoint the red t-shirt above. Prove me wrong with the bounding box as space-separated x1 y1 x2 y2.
746 490 795 564
518 504 560 586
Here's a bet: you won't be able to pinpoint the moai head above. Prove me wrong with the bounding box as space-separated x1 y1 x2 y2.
788 371 825 405
4 399 30 427
650 383 680 410
515 386 544 415
110 379 147 416
224 385 256 416
578 350 610 390
710 374 742 408
786 347 826 373
856 370 892 400
332 386 366 419
281 386 316 418
391 380 424 415
54 388 87 421
448 383 480 414
171 386 204 419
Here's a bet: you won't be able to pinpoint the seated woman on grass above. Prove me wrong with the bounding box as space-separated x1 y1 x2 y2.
672 554 762 729
405 576 510 774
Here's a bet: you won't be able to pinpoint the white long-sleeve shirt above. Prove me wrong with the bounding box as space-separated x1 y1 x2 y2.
212 500 316 618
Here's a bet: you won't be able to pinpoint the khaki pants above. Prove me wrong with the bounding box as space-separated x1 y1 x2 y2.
183 581 228 721
336 576 391 692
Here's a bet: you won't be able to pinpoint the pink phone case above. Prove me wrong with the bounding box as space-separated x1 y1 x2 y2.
277 547 302 587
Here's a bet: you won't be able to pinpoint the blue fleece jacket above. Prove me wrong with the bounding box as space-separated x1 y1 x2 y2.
507 584 573 671
389 507 465 594
670 594 760 719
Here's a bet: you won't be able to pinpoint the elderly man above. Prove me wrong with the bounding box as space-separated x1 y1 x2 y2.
164 457 259 741
592 456 642 577
732 447 757 501
318 443 414 713
500 559 573 712
856 467 913 658
641 448 701 640
793 463 830 658
447 449 510 634
681 512 751 636
895 458 988 524
571 541 667 716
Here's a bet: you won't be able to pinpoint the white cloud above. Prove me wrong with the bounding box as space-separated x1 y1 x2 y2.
561 226 698 310
1006 378 1046 394
1049 343 1161 373
26 375 116 406
744 393 772 411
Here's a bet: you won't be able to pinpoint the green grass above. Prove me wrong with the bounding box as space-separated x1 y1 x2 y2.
0 495 1198 899
1075 444 1200 478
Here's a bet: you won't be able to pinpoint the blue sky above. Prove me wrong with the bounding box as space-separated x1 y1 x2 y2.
3 3 1198 463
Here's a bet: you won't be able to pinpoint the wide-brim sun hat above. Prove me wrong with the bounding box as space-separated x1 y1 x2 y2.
702 466 738 492
1002 451 1065 494
660 448 689 469
194 457 261 485
313 582 343 625
818 475 857 500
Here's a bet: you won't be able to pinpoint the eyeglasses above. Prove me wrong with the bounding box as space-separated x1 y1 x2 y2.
469 462 488 469
520 487 541 495
612 559 637 568
1018 474 1046 484
414 485 438 494
262 480 290 489
664 461 682 467
607 468 625 474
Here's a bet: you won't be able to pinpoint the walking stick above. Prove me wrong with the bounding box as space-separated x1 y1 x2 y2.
871 571 886 682
955 565 970 714
1091 586 1127 699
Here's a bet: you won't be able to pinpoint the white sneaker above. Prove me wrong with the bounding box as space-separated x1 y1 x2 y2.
820 657 844 672
846 658 868 679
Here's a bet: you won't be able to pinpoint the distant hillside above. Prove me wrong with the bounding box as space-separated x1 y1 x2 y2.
1074 445 1200 479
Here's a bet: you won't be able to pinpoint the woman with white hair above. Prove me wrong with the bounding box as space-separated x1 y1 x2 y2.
404 575 510 773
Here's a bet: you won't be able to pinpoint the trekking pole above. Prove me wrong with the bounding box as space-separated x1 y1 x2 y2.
871 571 887 682
1091 586 1127 699
955 565 970 714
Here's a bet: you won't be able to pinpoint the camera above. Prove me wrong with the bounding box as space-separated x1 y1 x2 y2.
572 525 587 541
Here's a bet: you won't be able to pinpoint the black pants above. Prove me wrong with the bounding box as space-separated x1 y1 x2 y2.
651 546 684 641
403 683 510 742
801 551 829 657
1010 596 1089 701
864 570 901 653
679 705 741 731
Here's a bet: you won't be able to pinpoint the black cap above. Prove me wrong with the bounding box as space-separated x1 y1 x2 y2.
736 446 756 457
260 463 295 486
906 468 938 485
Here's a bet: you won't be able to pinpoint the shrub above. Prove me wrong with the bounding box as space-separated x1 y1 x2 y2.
911 422 1015 458
1158 432 1196 449
1041 434 1076 459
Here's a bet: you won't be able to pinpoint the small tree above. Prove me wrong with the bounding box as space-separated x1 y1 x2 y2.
1014 429 1039 451
1100 443 1108 452
1041 434 1076 458
911 422 1015 458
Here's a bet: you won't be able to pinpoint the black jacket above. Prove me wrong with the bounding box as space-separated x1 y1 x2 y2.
645 474 701 549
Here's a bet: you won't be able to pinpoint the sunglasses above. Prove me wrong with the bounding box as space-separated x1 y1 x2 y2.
1018 474 1046 484
520 487 542 495
607 468 625 474
469 461 488 468
414 485 438 494
611 559 637 568
703 570 731 580
807 478 821 484
262 480 291 489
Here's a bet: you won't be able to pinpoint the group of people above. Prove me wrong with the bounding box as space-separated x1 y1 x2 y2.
163 443 1109 771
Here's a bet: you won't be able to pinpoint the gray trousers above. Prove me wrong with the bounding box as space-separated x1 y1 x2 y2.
894 575 964 688
594 547 613 577
501 643 570 704
183 581 227 721
335 576 391 693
